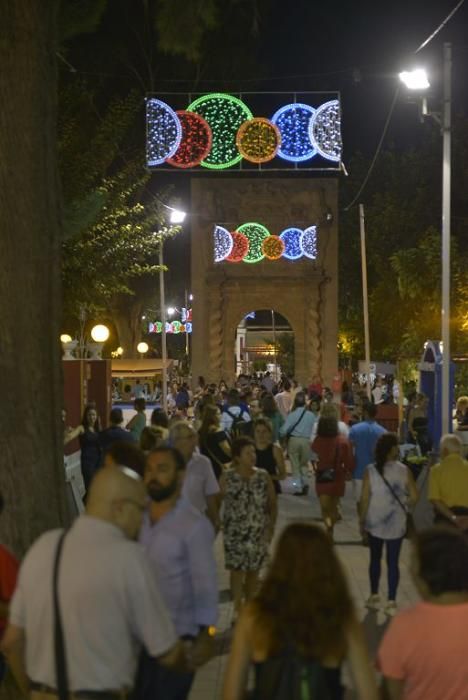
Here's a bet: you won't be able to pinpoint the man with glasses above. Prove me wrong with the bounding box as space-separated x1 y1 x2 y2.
1 467 182 699
138 447 218 700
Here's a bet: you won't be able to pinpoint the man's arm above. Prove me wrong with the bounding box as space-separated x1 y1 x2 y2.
206 494 220 533
1 624 29 694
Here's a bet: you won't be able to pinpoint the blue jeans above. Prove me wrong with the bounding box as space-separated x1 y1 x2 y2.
368 534 403 601
134 651 195 700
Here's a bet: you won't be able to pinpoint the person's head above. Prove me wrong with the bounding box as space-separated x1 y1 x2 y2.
151 408 169 429
109 407 124 426
219 380 228 392
415 392 428 407
169 421 198 460
282 379 291 392
362 402 377 420
86 466 147 539
231 436 256 468
292 391 306 410
320 402 338 420
144 447 186 504
254 524 353 660
374 432 399 474
227 388 240 406
140 425 166 452
413 527 468 598
199 404 221 435
260 393 277 416
82 404 99 430
456 396 468 413
264 371 270 378
254 417 273 446
103 441 146 476
134 397 146 412
317 415 338 438
309 397 320 414
439 433 462 459
198 375 206 388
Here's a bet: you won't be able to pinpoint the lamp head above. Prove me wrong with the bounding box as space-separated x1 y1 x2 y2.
399 68 430 90
90 324 110 343
169 208 186 224
137 342 149 354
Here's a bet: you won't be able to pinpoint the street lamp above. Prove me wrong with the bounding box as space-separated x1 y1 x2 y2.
169 208 186 224
401 43 452 435
167 307 176 316
137 341 149 358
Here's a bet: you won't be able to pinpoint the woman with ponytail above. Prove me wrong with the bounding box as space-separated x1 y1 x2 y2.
359 433 418 616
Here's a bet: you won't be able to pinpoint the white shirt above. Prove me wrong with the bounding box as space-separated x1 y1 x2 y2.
311 420 349 441
220 405 251 433
365 461 409 539
182 452 220 513
9 516 177 690
274 391 293 418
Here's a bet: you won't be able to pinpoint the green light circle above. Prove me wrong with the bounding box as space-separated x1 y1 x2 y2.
187 93 253 169
237 222 270 263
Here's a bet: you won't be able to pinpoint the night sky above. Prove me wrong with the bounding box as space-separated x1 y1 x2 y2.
65 0 468 303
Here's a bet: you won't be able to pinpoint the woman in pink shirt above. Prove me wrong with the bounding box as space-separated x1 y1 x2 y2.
378 527 468 699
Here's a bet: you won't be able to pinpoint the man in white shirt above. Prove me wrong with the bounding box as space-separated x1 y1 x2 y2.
1 467 182 697
274 380 293 418
170 422 220 532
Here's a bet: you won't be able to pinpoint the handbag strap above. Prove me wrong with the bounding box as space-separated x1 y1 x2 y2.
286 409 307 438
53 531 69 700
376 467 407 515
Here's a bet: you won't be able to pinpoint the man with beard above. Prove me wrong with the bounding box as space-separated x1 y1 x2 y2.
137 447 218 700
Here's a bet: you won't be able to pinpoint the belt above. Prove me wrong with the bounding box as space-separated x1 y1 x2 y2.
30 682 129 700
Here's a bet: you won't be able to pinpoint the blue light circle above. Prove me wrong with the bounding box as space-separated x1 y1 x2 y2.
146 98 182 166
280 228 303 260
300 226 318 259
271 103 316 162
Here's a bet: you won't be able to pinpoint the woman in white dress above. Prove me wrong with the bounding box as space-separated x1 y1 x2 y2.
359 433 418 616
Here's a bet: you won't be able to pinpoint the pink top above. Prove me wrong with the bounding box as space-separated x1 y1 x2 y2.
377 601 468 700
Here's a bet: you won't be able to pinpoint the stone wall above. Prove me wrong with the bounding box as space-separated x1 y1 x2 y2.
190 177 338 386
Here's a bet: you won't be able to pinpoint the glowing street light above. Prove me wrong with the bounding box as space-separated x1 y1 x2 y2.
60 334 72 343
399 68 430 90
169 208 186 224
167 307 176 316
90 324 110 343
137 342 149 355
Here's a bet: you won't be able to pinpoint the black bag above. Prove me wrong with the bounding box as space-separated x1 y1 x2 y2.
316 445 339 485
252 651 335 700
226 409 253 438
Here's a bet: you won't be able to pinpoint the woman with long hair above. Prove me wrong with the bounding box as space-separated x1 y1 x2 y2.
254 417 286 494
223 523 378 700
79 403 102 491
198 403 232 480
359 432 418 616
220 437 277 620
259 393 284 443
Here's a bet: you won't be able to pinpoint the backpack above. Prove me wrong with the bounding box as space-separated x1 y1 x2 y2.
253 651 335 700
226 408 252 438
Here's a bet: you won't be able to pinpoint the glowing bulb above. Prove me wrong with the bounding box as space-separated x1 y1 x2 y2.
90 324 110 343
167 307 176 316
116 346 124 356
399 69 430 90
60 334 72 343
170 209 186 224
137 342 149 354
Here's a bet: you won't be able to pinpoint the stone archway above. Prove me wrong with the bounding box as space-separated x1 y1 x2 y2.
190 177 338 387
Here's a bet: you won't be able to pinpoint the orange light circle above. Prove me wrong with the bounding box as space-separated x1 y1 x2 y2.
262 235 285 260
236 118 281 164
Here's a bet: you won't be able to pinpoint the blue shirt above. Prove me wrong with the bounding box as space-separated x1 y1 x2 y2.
139 498 218 637
280 408 317 439
349 420 387 479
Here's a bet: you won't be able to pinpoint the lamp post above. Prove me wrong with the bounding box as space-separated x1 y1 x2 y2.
400 43 452 435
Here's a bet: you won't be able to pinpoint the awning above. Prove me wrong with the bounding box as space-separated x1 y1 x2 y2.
112 359 174 379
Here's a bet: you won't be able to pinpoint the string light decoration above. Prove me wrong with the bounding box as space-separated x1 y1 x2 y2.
226 231 250 262
187 93 253 169
271 103 316 162
308 100 342 162
280 227 303 260
213 225 234 262
146 98 182 166
300 226 318 259
237 222 270 263
166 111 212 168
262 235 285 260
236 118 281 163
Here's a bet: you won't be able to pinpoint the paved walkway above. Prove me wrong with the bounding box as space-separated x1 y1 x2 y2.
190 481 422 699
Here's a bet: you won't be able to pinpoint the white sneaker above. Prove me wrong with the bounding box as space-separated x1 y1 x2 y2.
365 594 381 611
385 600 398 617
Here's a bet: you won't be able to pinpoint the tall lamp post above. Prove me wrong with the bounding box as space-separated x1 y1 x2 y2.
400 42 452 435
158 207 186 413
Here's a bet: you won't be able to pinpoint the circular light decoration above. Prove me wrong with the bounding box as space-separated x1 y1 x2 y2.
309 100 342 163
166 110 212 169
280 227 303 260
226 231 250 262
236 117 281 164
300 225 318 259
262 235 285 260
187 93 253 169
213 225 234 262
271 103 316 162
146 98 182 166
237 222 270 263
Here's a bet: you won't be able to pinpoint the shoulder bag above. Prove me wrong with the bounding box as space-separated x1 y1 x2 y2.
316 442 339 484
53 531 69 700
284 409 307 444
378 469 415 539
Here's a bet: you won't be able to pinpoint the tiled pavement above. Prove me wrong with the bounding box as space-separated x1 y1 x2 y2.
189 480 423 699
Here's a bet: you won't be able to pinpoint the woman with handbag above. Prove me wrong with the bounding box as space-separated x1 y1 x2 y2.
198 404 232 480
312 414 355 540
359 432 418 616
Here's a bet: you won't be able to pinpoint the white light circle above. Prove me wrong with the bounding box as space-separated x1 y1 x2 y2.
308 100 342 163
60 334 72 343
213 225 234 262
146 98 182 167
90 324 110 342
300 226 318 259
137 342 149 354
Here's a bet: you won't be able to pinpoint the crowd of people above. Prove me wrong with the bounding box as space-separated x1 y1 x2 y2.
2 372 468 699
